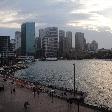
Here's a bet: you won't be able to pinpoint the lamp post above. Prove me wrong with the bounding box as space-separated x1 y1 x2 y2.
73 63 75 96
73 63 81 112
51 90 54 103
73 63 80 112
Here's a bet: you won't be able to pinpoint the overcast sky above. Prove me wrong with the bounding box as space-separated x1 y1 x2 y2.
0 0 112 48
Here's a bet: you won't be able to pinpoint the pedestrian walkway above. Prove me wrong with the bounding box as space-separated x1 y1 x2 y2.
0 77 97 112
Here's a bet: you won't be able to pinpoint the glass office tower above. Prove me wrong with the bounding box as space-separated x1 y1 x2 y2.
21 22 35 56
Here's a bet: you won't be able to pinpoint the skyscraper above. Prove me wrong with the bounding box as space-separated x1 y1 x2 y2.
59 30 65 57
15 31 21 56
39 29 45 39
10 39 15 55
75 32 86 51
0 36 15 65
35 37 42 58
63 31 72 58
90 40 98 52
39 29 45 48
75 32 86 58
15 31 21 50
86 40 98 53
21 22 35 56
42 27 58 58
66 31 72 49
0 36 10 58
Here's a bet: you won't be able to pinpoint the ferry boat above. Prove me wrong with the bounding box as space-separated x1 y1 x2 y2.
39 57 58 61
46 58 58 61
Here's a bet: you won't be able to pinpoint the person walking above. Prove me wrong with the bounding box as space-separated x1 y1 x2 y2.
10 80 16 94
24 101 30 112
37 88 40 98
12 85 16 94
32 86 36 98
10 81 13 94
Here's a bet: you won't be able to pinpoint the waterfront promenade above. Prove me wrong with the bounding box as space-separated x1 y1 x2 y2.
0 77 96 112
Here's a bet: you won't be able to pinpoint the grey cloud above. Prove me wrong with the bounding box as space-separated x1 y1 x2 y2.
0 0 84 26
70 13 91 20
0 0 112 48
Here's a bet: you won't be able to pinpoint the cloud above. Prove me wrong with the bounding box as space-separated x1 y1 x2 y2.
69 0 112 31
0 10 37 28
0 0 76 28
0 0 112 48
0 0 112 32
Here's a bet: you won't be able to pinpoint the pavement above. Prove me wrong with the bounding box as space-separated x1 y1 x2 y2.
0 77 97 112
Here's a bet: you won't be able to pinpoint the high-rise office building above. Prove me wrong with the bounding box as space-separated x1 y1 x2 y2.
15 31 21 50
66 31 72 49
90 40 98 52
39 29 45 49
62 31 72 58
42 27 58 58
15 31 21 56
75 32 86 51
21 22 35 56
10 39 15 50
0 36 15 65
9 39 16 58
39 29 45 38
75 32 86 58
86 40 98 53
36 37 41 50
59 30 72 58
0 36 10 58
35 37 42 58
59 30 65 57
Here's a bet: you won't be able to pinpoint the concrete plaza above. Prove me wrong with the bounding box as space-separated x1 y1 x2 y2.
0 77 97 112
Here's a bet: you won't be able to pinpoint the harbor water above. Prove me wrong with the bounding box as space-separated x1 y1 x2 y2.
15 60 112 108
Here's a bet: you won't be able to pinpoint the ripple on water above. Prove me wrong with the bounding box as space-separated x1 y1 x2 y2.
15 60 112 109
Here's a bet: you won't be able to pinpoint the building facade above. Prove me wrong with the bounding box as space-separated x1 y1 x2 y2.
15 31 21 50
66 31 72 49
42 27 58 58
15 31 21 56
21 22 35 56
64 31 72 57
86 40 98 53
75 32 86 51
39 29 45 48
10 39 15 52
35 37 42 58
0 36 10 58
75 32 86 58
39 29 45 39
90 40 98 52
59 30 65 57
0 36 16 66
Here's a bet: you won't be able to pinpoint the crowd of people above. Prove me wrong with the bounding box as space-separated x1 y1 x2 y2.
0 74 108 112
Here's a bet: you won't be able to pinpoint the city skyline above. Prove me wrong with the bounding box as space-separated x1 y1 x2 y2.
0 0 112 48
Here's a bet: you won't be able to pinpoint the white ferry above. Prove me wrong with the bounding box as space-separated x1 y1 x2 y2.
46 58 58 61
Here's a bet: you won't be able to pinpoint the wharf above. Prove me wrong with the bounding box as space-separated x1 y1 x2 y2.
0 76 103 112
0 64 111 112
